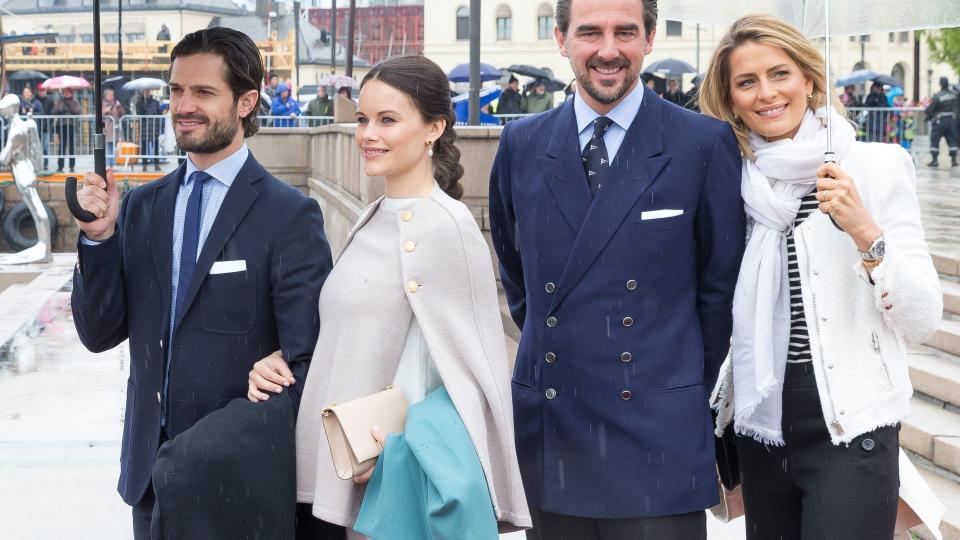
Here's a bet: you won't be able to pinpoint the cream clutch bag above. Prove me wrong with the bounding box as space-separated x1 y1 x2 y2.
321 386 409 480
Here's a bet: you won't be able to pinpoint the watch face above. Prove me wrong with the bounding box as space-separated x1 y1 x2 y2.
872 240 886 259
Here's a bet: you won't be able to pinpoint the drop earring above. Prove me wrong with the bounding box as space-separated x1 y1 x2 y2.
427 141 434 157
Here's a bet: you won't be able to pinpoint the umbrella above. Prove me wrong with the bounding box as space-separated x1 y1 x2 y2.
123 77 168 91
506 64 555 81
658 0 960 155
9 71 48 81
322 74 356 89
447 62 502 83
64 0 105 223
643 58 697 77
835 69 902 88
41 75 91 90
524 77 567 93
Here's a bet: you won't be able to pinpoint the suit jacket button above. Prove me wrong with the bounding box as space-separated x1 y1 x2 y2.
620 352 632 363
403 240 416 253
545 388 557 400
620 390 632 400
545 352 557 363
546 316 558 328
625 279 638 291
406 281 420 293
545 282 556 294
622 316 634 327
401 211 413 222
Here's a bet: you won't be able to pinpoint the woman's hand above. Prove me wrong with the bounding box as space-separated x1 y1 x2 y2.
815 162 884 251
246 350 295 402
353 426 386 484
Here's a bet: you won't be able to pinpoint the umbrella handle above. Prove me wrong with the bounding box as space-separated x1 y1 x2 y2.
64 144 106 223
821 151 844 232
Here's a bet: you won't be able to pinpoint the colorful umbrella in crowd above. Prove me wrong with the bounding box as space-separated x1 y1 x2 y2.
447 62 502 83
40 75 91 90
123 77 168 91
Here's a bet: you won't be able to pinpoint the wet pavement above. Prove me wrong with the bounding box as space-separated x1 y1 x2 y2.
1 163 956 539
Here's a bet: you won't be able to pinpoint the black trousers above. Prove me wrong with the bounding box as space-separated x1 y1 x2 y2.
525 507 706 540
736 362 899 540
57 125 76 171
930 116 958 159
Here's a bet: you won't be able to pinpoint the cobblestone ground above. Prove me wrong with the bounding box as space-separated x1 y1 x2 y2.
1 163 954 540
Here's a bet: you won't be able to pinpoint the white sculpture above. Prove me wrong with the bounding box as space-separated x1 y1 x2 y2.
0 94 51 264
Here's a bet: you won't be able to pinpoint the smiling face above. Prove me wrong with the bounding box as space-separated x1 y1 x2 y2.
355 79 443 180
556 0 654 113
169 52 258 155
728 41 813 142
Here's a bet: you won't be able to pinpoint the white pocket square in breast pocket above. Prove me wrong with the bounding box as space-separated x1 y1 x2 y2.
210 260 247 275
641 209 684 220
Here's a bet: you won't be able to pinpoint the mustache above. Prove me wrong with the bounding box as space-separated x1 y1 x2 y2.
586 56 630 70
173 113 209 123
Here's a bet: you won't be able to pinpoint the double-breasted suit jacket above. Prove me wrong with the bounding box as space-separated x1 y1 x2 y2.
489 86 746 519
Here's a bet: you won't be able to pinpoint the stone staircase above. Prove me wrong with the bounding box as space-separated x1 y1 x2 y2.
907 264 960 540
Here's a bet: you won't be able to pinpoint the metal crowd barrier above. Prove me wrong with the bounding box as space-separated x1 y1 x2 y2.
117 114 177 169
844 107 928 151
258 115 334 128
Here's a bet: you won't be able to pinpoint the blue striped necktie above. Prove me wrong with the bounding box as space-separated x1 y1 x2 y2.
175 170 213 320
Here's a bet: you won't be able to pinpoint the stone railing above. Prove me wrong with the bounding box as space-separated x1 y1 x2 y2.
249 124 504 257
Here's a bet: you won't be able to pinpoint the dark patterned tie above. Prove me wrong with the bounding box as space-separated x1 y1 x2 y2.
583 116 614 196
175 170 213 320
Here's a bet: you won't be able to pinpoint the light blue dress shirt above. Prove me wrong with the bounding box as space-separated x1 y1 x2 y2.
574 81 645 162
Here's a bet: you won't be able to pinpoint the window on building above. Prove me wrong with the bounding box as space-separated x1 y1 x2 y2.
53 0 66 6
496 5 512 41
80 34 94 43
861 34 871 42
537 4 554 40
456 6 470 41
899 31 911 43
104 33 120 43
889 32 895 43
126 33 145 43
666 20 682 37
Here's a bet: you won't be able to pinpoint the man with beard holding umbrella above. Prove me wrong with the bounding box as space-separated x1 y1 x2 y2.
70 27 335 538
488 0 744 538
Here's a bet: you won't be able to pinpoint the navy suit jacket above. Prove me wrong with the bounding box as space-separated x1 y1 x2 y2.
71 153 333 506
489 87 746 519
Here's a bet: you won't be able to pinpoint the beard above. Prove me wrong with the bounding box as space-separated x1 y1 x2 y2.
573 54 639 105
173 108 241 154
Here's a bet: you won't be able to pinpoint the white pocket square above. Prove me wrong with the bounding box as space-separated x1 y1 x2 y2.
210 260 247 275
641 209 684 220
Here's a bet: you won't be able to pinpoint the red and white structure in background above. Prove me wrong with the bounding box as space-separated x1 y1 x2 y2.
308 4 424 66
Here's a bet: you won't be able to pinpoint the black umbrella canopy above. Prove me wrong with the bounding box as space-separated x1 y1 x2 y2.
525 77 566 93
506 64 555 81
9 71 49 81
643 58 697 77
103 75 134 103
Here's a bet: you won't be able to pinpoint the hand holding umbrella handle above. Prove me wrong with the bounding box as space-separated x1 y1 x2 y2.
65 136 106 223
821 151 844 232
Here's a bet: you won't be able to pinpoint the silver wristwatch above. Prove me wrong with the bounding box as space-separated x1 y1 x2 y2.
859 235 886 261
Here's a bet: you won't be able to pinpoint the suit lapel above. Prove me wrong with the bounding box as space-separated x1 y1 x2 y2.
151 163 186 336
539 100 592 234
549 87 671 312
174 155 263 330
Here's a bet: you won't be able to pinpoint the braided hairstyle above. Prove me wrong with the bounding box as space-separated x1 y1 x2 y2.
361 56 464 200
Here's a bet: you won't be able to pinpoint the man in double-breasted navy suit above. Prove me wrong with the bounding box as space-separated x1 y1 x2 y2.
489 1 746 538
70 28 336 538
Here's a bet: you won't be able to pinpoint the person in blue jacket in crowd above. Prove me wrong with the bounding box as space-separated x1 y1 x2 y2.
271 83 301 127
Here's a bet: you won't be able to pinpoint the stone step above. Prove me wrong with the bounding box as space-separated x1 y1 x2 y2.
910 347 960 408
913 465 960 540
928 319 960 359
933 253 960 278
943 278 960 317
902 398 960 479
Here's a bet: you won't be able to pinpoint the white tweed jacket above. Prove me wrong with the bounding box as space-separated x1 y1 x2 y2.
714 142 943 445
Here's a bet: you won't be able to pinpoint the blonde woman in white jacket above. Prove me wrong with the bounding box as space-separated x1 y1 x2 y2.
699 15 942 540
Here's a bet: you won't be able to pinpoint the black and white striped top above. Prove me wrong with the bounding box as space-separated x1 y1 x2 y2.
785 191 820 364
